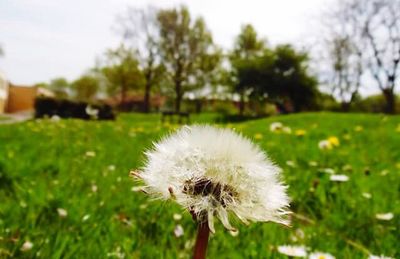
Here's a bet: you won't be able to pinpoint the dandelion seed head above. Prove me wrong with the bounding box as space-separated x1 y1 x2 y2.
318 140 332 150
270 122 283 132
137 125 290 232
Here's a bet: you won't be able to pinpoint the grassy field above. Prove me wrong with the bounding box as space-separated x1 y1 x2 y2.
0 112 399 258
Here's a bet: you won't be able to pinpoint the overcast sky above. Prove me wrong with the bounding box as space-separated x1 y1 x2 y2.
1 0 334 86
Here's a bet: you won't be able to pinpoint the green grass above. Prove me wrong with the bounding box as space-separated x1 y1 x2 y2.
0 112 399 258
0 115 10 121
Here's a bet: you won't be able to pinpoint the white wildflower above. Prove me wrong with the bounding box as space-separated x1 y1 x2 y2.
362 193 372 199
308 161 318 167
21 241 33 252
91 185 98 193
82 214 90 221
283 126 292 134
108 165 116 171
173 213 182 221
329 174 349 182
85 105 99 118
375 213 394 221
321 168 335 174
286 160 296 168
107 246 125 259
308 252 335 259
318 140 332 150
85 151 96 157
174 224 184 237
270 122 283 132
57 208 68 218
368 254 394 259
136 125 290 233
50 115 60 122
277 245 307 257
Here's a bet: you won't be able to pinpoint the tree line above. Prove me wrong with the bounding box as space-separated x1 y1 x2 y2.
321 0 400 114
36 0 399 114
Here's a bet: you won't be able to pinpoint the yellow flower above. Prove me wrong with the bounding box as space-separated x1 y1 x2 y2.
396 124 400 132
295 129 306 136
327 136 340 147
254 133 263 140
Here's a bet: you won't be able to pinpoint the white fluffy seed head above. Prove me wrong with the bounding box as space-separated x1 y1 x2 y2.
137 125 290 232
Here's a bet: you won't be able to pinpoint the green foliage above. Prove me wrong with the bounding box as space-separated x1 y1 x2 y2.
351 94 400 113
116 7 165 113
49 77 70 98
212 101 237 115
237 44 319 112
0 113 399 258
101 45 145 101
315 92 341 111
157 6 221 112
72 75 100 101
230 24 266 115
231 24 265 60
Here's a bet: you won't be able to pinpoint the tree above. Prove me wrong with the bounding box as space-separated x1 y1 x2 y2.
101 44 144 110
49 77 70 98
72 75 100 101
230 24 265 115
237 45 318 113
331 0 400 113
361 0 400 113
157 6 221 112
116 7 165 113
320 1 365 111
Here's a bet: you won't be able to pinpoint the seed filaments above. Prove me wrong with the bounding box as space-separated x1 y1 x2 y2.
183 178 238 207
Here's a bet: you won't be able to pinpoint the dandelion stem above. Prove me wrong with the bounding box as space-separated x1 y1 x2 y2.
193 220 210 259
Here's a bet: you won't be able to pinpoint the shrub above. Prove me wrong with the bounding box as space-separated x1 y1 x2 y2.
34 97 115 120
351 94 400 113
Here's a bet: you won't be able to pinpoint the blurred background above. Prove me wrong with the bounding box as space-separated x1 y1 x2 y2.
0 0 399 119
0 0 399 258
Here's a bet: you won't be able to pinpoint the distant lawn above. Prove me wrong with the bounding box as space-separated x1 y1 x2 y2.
0 112 399 258
0 115 10 121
